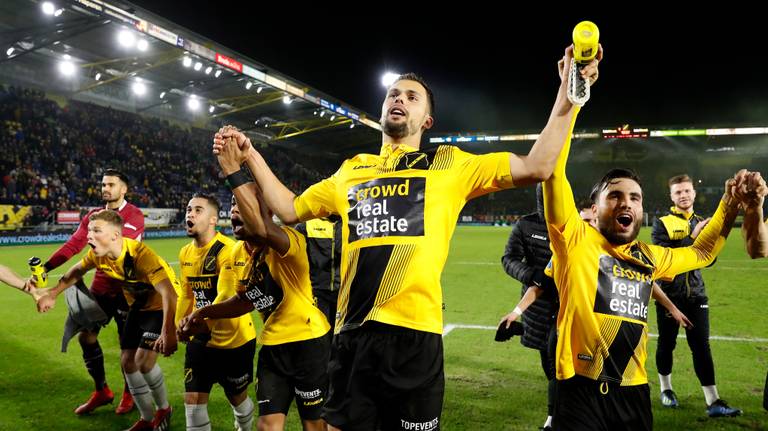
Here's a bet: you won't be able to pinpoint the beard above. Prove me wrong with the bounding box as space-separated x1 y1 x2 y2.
598 218 642 245
381 117 411 140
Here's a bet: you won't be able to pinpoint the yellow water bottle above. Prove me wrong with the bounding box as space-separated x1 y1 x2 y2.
28 257 48 288
568 21 600 106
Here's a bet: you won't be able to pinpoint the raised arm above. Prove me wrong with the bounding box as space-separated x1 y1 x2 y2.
213 128 299 224
508 45 601 186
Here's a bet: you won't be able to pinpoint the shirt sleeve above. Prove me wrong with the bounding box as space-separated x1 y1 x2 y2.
214 253 238 303
46 211 92 271
651 199 734 281
123 206 145 241
294 167 341 222
454 148 515 201
175 249 193 325
543 110 582 255
136 244 174 286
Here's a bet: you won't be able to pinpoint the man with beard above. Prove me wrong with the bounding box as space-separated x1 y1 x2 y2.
179 190 330 431
651 175 741 417
40 168 144 416
543 126 746 429
498 189 689 431
176 193 256 431
36 210 178 431
213 42 602 430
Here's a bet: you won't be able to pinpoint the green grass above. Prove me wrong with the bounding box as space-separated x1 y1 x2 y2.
0 227 766 430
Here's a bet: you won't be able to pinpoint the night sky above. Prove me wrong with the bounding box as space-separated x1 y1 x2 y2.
128 4 768 134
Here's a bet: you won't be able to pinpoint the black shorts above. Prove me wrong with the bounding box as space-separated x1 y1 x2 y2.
256 331 331 419
552 376 651 431
323 322 444 431
185 339 256 396
92 290 129 338
120 309 163 351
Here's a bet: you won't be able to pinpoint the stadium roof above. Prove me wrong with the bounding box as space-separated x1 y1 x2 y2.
0 0 381 156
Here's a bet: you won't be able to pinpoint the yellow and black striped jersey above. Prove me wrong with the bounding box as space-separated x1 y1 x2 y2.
81 238 178 311
544 116 735 386
231 227 330 345
177 232 255 349
294 143 514 335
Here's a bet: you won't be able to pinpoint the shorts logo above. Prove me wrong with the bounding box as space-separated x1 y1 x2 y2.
594 255 653 322
184 368 193 383
294 388 321 399
400 418 439 430
347 177 425 242
142 331 160 341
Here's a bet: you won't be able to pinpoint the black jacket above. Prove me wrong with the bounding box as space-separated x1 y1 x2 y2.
295 217 342 292
501 210 558 351
651 207 710 303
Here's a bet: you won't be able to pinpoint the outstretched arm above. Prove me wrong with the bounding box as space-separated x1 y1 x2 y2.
508 45 601 186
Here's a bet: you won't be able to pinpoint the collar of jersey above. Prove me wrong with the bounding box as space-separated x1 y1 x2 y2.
379 142 419 158
669 206 694 220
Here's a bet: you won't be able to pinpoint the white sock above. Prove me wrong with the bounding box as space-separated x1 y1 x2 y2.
658 373 673 393
143 364 169 409
231 397 255 431
185 403 211 431
125 371 155 421
702 385 720 406
543 415 552 428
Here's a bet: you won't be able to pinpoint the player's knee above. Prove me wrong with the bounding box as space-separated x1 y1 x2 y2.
226 389 248 407
184 392 209 405
301 418 327 431
257 415 285 431
78 330 98 345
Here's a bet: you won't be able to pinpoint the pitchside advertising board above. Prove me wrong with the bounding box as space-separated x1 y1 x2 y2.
0 206 181 245
55 207 180 228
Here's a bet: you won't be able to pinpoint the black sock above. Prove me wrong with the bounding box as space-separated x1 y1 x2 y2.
81 341 106 391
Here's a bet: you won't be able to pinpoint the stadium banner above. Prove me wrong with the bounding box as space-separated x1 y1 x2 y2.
242 64 266 81
0 205 32 231
215 53 243 73
141 208 179 228
0 231 73 246
56 211 81 225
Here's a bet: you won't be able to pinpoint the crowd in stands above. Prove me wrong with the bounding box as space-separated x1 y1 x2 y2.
0 85 325 228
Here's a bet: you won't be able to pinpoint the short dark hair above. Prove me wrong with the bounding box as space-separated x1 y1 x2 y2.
668 174 693 187
89 209 124 229
191 193 220 214
594 168 643 198
577 197 595 211
394 72 435 115
103 168 129 186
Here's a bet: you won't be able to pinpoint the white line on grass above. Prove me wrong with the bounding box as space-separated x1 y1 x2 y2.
442 323 768 343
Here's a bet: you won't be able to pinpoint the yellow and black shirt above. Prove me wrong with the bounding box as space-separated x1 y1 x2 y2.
543 114 736 386
294 143 514 335
81 238 179 311
177 232 255 349
231 226 330 345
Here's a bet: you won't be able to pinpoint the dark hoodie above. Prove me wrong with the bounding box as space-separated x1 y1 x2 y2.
500 184 558 351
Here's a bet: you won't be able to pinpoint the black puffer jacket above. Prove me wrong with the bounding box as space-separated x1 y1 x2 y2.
500 187 558 350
